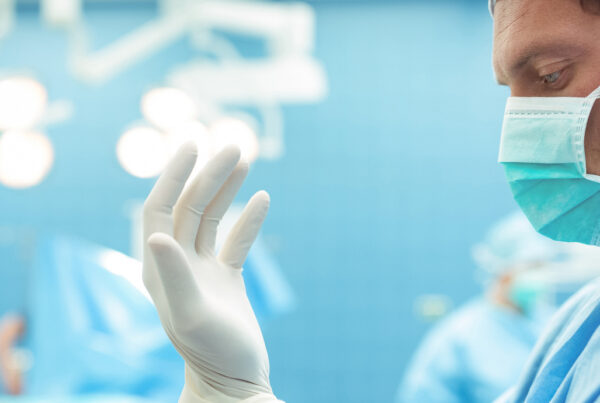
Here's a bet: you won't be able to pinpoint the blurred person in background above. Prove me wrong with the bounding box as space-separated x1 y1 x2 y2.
397 211 600 403
0 228 291 401
0 235 186 401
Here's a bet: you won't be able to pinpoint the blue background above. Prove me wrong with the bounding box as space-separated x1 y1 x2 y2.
0 1 516 401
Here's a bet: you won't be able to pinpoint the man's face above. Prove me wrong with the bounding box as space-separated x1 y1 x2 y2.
493 0 600 173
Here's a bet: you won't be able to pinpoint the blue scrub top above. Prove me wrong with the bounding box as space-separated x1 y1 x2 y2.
497 277 600 403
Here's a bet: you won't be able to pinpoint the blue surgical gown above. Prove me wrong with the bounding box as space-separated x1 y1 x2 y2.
397 298 546 403
496 277 600 403
17 233 294 400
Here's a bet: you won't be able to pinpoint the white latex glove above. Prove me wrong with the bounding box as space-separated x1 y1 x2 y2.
143 143 282 403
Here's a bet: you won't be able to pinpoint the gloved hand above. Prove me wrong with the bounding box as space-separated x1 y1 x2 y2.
142 143 282 403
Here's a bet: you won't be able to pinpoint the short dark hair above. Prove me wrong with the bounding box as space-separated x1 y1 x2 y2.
490 0 600 16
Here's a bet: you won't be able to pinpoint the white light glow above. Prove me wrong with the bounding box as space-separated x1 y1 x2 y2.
166 120 213 174
211 117 260 163
141 87 197 130
97 250 150 300
117 126 168 178
0 77 48 130
41 0 81 27
0 131 54 189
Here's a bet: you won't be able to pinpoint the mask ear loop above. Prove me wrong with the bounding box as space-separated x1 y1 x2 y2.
581 87 600 246
577 87 600 180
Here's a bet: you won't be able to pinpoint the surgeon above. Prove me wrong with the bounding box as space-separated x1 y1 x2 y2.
140 0 600 401
397 211 596 403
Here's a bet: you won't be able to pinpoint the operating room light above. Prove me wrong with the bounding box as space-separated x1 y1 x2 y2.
211 117 260 163
117 126 168 178
0 77 48 130
166 120 213 173
140 87 197 130
0 130 54 188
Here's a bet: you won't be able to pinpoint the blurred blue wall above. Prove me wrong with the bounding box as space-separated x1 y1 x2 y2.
0 1 517 402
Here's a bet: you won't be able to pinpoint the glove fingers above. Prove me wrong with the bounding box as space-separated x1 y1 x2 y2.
219 191 270 269
173 146 241 249
143 142 198 239
195 161 249 255
143 143 197 307
147 232 203 324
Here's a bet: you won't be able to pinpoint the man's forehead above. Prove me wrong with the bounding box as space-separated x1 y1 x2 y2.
493 0 590 33
492 0 534 24
491 0 588 84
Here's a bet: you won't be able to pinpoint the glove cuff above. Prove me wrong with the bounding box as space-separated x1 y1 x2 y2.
180 385 283 403
241 393 284 403
179 365 283 403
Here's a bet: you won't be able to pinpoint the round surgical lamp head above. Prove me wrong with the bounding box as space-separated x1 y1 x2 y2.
117 126 168 178
0 77 48 130
211 117 260 163
0 130 54 188
141 87 197 131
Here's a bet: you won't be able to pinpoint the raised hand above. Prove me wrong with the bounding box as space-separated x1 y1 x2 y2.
142 143 280 402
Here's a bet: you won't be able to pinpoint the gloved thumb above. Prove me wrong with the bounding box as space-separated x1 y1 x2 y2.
147 233 203 323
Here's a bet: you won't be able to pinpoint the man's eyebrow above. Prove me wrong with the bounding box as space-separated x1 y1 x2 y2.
494 41 584 86
508 42 585 77
495 41 584 86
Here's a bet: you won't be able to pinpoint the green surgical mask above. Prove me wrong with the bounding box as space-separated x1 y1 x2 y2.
498 86 600 246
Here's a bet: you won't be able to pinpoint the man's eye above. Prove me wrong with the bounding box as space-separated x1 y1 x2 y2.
542 71 561 84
